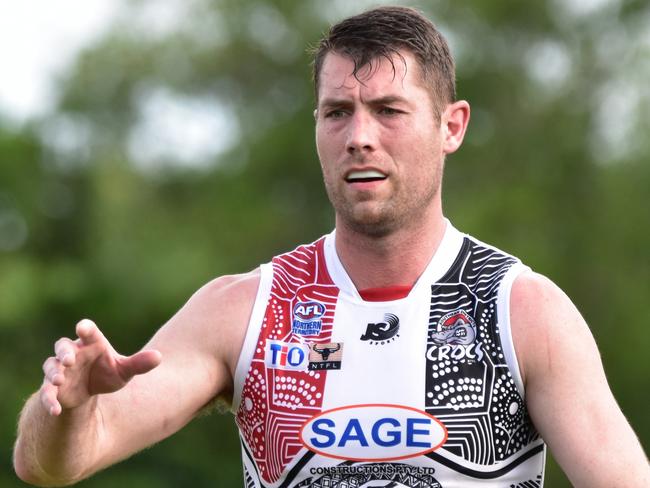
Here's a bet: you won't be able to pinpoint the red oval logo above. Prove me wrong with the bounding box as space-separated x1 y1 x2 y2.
299 404 447 462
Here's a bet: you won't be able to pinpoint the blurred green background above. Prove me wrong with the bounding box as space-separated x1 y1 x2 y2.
2 0 649 486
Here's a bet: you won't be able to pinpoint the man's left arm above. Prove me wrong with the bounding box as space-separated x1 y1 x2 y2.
510 271 650 487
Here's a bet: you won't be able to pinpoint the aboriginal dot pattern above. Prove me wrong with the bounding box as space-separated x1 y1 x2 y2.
237 232 545 487
235 240 339 484
425 239 541 466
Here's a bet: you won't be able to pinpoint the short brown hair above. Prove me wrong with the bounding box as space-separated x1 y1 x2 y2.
311 6 456 116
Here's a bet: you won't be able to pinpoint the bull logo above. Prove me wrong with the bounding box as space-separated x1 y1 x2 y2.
312 343 340 360
309 342 344 371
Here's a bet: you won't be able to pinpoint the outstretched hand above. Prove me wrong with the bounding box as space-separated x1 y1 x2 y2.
40 319 162 416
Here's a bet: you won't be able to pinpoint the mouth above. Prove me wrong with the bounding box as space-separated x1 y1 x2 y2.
345 169 388 183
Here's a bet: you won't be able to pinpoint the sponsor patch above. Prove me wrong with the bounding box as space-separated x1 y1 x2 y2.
428 310 484 362
292 301 325 336
308 463 441 488
360 313 400 344
264 340 309 371
300 404 447 461
308 342 344 370
431 310 476 345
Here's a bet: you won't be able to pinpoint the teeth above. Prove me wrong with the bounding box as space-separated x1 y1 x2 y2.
346 170 386 181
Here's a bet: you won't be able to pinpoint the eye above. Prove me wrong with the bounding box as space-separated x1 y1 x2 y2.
324 109 348 119
378 106 402 116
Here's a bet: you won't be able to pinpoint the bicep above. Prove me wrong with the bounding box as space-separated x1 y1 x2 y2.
97 273 258 466
511 272 648 487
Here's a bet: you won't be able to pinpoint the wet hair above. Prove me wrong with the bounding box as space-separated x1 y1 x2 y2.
311 6 456 117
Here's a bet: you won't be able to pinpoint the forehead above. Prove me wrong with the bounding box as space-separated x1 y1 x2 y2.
317 50 428 103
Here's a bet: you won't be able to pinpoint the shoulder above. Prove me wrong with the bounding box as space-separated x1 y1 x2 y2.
510 270 568 320
150 269 263 378
188 270 262 352
192 269 262 309
509 270 595 387
155 269 262 327
175 269 261 330
199 270 263 366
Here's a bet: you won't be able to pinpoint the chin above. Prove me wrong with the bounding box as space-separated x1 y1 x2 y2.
343 210 398 238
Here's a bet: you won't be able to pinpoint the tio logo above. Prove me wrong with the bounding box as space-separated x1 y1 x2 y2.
265 340 309 371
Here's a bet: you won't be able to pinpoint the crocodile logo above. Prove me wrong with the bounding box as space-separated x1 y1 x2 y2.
431 310 476 346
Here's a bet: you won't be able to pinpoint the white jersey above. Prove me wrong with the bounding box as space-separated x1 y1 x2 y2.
233 222 545 487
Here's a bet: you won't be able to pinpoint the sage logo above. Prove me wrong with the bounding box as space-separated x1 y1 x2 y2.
360 313 400 344
292 301 325 336
300 404 447 461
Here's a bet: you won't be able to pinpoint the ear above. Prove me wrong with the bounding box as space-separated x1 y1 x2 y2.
441 100 470 155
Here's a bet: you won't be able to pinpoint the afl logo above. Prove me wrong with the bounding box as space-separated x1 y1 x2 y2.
292 301 325 336
300 404 447 461
294 301 325 321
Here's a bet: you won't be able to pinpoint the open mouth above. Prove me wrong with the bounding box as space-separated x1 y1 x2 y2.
345 169 388 183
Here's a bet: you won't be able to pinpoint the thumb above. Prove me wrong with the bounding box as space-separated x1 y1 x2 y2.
118 349 162 379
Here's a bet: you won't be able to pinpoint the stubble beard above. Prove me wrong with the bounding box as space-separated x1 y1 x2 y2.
324 171 442 239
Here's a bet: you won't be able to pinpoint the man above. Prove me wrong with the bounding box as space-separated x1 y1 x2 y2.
13 6 649 487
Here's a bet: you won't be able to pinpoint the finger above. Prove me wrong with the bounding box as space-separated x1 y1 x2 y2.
40 382 62 416
118 350 162 379
42 357 65 386
54 338 77 366
75 319 105 346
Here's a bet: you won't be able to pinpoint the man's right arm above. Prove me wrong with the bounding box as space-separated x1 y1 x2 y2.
13 271 260 487
511 271 650 487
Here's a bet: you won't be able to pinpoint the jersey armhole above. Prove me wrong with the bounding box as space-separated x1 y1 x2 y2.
230 262 274 414
496 262 530 398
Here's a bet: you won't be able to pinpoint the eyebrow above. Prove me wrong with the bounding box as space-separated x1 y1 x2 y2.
319 95 412 110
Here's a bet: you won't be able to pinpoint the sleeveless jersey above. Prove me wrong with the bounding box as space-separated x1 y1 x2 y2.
233 222 545 487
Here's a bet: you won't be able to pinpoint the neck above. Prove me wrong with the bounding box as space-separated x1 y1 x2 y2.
334 205 446 290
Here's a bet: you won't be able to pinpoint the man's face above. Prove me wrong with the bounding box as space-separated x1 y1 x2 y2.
315 50 447 237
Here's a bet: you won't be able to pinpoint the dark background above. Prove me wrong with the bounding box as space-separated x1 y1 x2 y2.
2 0 649 486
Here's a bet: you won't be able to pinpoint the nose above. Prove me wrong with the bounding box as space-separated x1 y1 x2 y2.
346 111 376 155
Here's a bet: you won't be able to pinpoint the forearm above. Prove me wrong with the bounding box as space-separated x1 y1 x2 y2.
14 393 104 487
561 417 650 488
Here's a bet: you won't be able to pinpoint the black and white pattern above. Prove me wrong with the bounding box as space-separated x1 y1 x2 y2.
244 467 257 488
291 462 442 488
425 238 541 468
236 227 546 488
510 474 544 487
